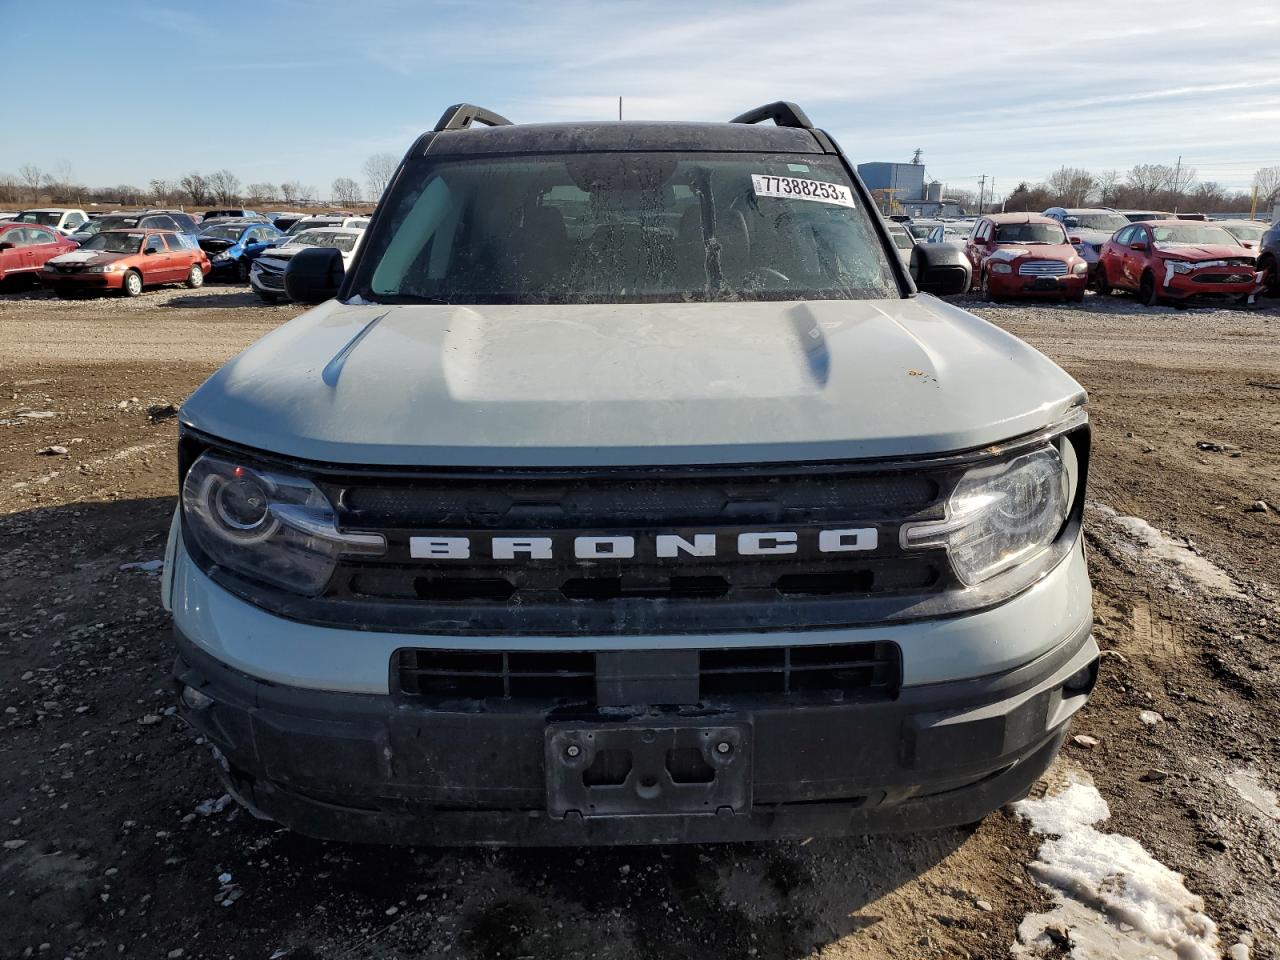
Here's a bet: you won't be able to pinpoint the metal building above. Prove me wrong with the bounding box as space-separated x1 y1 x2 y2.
855 162 926 202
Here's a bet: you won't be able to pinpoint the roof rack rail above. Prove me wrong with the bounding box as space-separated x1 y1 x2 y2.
434 103 514 132
729 101 813 129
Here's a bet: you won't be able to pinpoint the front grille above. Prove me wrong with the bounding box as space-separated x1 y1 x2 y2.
54 263 87 273
394 642 900 703
315 464 955 635
1195 272 1254 284
1017 260 1068 277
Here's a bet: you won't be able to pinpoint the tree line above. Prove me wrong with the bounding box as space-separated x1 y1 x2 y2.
0 152 404 210
1000 163 1280 215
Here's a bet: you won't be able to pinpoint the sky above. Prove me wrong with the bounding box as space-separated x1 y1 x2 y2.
2 0 1278 202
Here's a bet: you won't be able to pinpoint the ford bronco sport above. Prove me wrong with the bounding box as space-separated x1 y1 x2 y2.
164 102 1097 845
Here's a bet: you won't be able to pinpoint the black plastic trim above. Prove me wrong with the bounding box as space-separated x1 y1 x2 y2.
729 101 814 128
434 103 513 132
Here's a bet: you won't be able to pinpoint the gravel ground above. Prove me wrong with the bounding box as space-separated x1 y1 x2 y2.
0 282 1277 959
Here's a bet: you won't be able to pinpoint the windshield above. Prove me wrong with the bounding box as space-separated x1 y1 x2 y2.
290 230 360 252
17 211 61 226
1065 212 1128 231
995 222 1068 245
355 152 898 304
886 224 914 250
200 225 245 241
285 219 336 236
83 232 144 254
77 219 106 236
907 223 935 238
1151 225 1239 246
1220 223 1265 244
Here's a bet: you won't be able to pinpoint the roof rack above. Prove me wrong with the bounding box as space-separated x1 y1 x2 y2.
434 103 514 132
729 101 813 129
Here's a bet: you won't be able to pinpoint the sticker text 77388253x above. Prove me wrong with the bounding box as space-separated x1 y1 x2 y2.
751 174 855 209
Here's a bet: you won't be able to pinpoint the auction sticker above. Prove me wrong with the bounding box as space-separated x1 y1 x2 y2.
752 174 855 208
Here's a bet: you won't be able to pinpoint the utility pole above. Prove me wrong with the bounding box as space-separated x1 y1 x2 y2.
977 174 987 213
618 97 623 121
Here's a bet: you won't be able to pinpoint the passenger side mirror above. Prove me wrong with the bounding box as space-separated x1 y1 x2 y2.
911 243 971 297
285 246 346 303
1129 241 1148 251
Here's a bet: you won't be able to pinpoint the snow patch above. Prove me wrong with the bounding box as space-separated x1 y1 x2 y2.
1011 763 1219 959
1226 769 1280 822
120 559 163 573
1088 502 1242 599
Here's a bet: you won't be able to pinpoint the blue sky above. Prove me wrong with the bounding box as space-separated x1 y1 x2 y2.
2 0 1278 201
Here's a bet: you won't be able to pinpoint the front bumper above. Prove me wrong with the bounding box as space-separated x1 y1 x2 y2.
989 271 1088 298
42 269 125 290
173 618 1097 846
1159 268 1263 300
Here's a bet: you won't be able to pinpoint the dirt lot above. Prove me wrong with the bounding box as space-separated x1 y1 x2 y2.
0 282 1277 959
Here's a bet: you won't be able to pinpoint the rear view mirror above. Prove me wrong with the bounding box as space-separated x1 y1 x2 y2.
911 243 971 297
285 246 346 303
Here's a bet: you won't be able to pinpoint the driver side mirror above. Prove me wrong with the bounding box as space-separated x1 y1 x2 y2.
1129 241 1148 252
144 245 160 255
1068 235 1082 245
0 241 13 251
285 245 346 304
911 243 971 297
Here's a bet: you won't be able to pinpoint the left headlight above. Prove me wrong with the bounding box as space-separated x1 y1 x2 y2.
211 251 231 263
1071 261 1088 275
1165 260 1194 275
902 445 1069 586
181 453 384 595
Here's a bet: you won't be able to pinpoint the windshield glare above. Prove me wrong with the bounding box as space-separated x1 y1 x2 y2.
83 232 143 254
356 152 899 304
1152 225 1238 246
18 212 61 226
1221 224 1265 243
995 223 1068 244
201 225 245 241
1065 213 1129 231
291 230 359 252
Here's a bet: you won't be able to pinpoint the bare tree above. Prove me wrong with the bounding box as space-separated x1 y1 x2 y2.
1124 164 1171 204
0 171 19 204
149 178 175 205
1093 169 1122 206
207 169 241 205
280 180 304 203
362 153 397 201
332 176 361 206
1045 166 1094 207
180 173 212 206
244 182 277 205
19 163 43 203
1254 166 1280 207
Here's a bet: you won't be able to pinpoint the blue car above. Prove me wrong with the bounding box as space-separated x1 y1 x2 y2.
197 221 284 281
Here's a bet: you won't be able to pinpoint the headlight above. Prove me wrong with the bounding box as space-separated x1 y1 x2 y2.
211 252 231 263
1165 260 1194 275
902 445 1069 586
991 263 1013 274
181 453 384 595
87 263 121 273
1071 262 1088 275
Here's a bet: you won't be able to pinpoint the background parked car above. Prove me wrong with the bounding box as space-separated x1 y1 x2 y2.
279 215 368 239
1257 222 1280 296
1094 220 1261 306
0 221 78 283
1042 207 1130 278
883 219 915 266
42 229 209 297
12 207 89 235
925 221 969 247
965 213 1089 302
197 220 283 281
1117 209 1176 223
250 227 364 302
202 208 268 222
70 210 200 245
904 219 941 242
1214 219 1268 250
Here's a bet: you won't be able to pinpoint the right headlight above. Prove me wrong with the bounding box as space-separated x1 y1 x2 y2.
991 263 1013 274
181 453 384 595
901 445 1069 586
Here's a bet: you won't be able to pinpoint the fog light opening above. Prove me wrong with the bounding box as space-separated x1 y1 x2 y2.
181 685 215 711
1063 662 1097 694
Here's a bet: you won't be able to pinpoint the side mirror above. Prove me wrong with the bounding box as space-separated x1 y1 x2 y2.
911 243 971 297
144 245 160 255
0 241 13 251
1129 241 1148 251
285 246 345 303
1068 235 1082 245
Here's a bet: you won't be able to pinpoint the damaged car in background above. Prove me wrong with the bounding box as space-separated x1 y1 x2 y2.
1094 220 1263 305
249 226 364 302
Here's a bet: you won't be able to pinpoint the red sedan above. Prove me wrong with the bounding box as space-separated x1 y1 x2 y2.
964 213 1089 302
1095 220 1263 306
0 221 78 283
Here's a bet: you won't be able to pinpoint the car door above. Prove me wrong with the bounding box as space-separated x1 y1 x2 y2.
1120 225 1149 287
138 233 171 283
0 225 26 276
161 234 191 278
24 227 62 271
964 219 990 280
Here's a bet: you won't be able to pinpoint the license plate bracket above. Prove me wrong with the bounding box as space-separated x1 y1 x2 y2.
545 723 751 819
1031 277 1060 290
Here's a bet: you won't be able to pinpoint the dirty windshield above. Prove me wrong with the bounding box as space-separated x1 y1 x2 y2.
82 232 144 253
1151 224 1238 246
995 222 1067 244
356 152 899 304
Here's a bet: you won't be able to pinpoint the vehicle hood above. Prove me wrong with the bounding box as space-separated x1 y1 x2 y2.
987 243 1079 263
257 244 307 262
1154 243 1250 261
47 249 125 267
181 297 1087 467
1067 228 1112 245
198 236 240 253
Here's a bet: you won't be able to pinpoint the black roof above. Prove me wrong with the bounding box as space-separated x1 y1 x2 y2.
419 121 830 158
